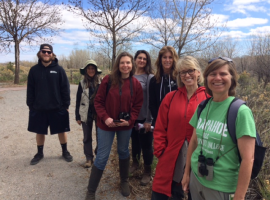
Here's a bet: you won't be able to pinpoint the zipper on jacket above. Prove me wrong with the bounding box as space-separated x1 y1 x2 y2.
184 91 198 118
184 97 189 119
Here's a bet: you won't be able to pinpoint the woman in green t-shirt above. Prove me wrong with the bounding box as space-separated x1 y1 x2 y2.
182 57 256 200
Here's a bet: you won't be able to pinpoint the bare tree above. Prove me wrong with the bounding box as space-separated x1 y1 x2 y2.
67 49 93 69
249 33 270 88
68 0 152 67
200 36 239 60
172 0 223 57
90 40 133 69
141 0 177 49
0 0 63 84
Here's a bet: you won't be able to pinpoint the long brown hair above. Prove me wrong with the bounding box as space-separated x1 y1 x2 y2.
110 52 135 87
154 46 179 83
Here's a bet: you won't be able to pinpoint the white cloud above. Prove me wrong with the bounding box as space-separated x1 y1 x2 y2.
227 17 268 28
249 26 270 34
58 31 91 42
60 12 85 30
233 0 262 5
225 0 269 14
211 14 229 26
220 30 248 38
227 5 266 14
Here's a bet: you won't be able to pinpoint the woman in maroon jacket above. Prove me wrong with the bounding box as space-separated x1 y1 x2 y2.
151 56 209 200
85 52 143 200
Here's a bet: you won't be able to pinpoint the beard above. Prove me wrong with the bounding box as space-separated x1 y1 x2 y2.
38 51 54 64
40 56 53 63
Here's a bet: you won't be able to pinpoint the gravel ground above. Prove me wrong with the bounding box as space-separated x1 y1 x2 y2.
0 84 151 200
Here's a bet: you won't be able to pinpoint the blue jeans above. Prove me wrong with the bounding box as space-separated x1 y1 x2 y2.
94 127 132 170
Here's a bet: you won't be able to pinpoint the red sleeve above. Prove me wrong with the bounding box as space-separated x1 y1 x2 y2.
128 77 143 126
94 75 110 122
153 92 173 158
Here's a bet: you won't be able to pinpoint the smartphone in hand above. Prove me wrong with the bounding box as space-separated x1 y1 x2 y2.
113 120 122 123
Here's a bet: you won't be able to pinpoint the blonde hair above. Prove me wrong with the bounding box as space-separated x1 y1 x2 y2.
175 56 203 87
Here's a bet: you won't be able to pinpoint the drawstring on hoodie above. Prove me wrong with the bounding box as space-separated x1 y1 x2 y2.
160 75 172 100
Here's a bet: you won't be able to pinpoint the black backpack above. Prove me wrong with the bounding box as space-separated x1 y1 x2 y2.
197 97 266 179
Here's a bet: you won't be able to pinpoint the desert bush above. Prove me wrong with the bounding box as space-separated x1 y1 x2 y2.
0 64 30 83
0 67 14 82
6 62 15 73
66 69 82 85
238 71 252 89
237 76 270 199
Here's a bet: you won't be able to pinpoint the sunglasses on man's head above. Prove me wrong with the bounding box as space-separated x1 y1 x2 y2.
208 57 233 64
41 50 52 55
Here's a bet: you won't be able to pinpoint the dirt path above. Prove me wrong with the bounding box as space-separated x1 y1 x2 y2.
0 85 151 200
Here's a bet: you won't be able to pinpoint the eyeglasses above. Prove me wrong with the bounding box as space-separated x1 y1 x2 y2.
41 50 52 55
208 57 233 64
179 69 196 77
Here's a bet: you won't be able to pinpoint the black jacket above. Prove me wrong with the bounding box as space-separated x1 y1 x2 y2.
149 75 177 125
26 58 70 111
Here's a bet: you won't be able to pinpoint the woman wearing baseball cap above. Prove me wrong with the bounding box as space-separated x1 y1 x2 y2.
75 60 102 168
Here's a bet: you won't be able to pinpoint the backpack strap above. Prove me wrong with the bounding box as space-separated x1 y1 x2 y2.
226 98 246 144
197 98 211 119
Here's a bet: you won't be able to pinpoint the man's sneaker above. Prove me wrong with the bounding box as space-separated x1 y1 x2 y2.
62 151 73 162
30 153 44 165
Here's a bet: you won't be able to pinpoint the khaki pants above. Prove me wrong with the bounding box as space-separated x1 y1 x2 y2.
189 171 233 200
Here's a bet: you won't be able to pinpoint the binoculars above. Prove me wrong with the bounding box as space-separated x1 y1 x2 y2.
198 155 214 181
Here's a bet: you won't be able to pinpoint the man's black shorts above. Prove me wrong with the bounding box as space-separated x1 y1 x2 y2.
28 109 70 135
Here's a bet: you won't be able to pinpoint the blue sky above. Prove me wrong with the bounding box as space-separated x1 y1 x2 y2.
1 0 270 63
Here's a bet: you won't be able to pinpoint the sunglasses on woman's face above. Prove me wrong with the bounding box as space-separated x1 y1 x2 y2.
41 50 52 55
208 57 233 64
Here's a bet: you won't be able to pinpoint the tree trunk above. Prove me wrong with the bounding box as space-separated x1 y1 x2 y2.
112 30 116 69
14 40 20 84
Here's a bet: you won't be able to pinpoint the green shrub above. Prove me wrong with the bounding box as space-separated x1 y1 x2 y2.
238 71 251 88
6 62 15 73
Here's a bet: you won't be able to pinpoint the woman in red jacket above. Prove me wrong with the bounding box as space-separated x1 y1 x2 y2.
151 56 209 200
85 52 143 200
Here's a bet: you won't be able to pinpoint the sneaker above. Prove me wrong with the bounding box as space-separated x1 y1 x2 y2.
30 153 44 165
62 151 73 162
84 160 93 168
